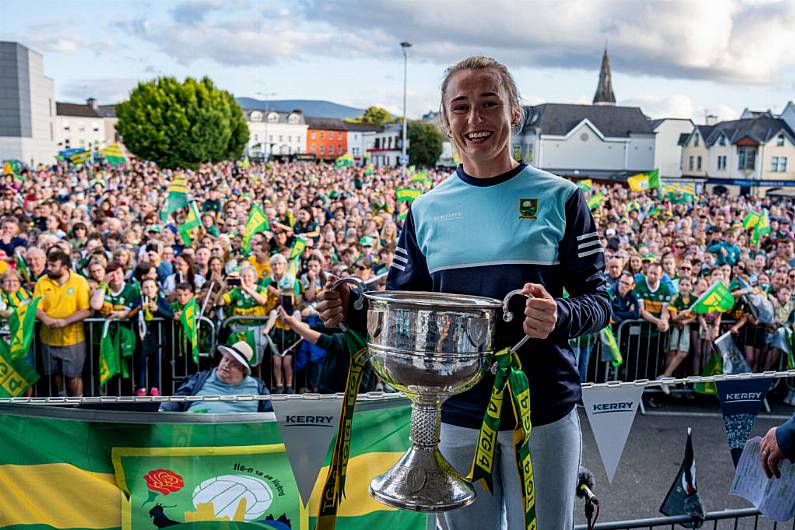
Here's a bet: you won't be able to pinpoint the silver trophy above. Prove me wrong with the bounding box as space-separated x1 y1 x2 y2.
332 278 529 512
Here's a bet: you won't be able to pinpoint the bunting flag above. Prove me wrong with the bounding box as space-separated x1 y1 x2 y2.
751 211 771 247
659 428 705 527
15 254 30 283
289 236 307 262
395 188 420 202
627 169 660 191
742 210 761 230
272 398 341 506
599 326 623 367
2 160 22 176
98 144 126 166
661 181 696 204
68 149 91 165
716 378 772 467
160 174 190 221
177 201 202 245
179 298 200 365
242 203 270 254
7 296 41 361
581 385 643 483
334 152 354 168
688 281 734 314
577 179 593 192
587 193 606 211
0 400 422 530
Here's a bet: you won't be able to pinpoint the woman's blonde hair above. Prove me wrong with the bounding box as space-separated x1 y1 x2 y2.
439 56 524 135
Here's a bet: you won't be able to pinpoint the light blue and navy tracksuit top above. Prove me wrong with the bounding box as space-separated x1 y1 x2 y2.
388 163 611 430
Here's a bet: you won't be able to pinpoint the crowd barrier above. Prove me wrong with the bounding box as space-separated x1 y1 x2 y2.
572 508 793 529
11 315 795 399
575 319 795 396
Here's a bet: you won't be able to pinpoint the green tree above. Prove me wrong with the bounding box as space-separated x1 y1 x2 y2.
407 121 444 166
116 76 248 170
347 106 394 127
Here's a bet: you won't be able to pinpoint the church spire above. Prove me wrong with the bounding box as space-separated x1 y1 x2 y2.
593 47 616 106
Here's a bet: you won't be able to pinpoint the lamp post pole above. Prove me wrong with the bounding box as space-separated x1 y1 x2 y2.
400 41 412 176
256 91 277 159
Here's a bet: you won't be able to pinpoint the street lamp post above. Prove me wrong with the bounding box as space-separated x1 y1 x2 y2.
400 41 412 175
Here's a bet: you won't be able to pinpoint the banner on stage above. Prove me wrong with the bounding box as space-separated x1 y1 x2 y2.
717 378 772 467
582 385 643 483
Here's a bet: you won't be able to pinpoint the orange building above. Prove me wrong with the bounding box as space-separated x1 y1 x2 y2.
305 117 347 160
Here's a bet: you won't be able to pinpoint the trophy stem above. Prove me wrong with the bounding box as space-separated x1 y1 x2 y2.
369 398 476 512
410 402 441 448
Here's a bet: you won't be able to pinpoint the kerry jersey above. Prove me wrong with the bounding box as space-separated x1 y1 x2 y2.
386 163 611 429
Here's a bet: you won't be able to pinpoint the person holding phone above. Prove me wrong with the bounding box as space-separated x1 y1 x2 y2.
261 254 303 394
318 56 610 529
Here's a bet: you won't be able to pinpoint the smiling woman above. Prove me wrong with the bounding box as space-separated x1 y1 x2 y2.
317 55 611 530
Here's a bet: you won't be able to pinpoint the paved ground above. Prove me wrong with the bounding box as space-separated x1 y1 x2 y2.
575 394 795 528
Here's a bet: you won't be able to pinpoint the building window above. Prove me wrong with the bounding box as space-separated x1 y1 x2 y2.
64 126 70 132
719 136 726 146
697 156 702 170
375 138 380 149
772 156 779 171
320 132 325 140
269 135 273 142
338 145 343 155
738 147 757 170
778 135 785 146
278 135 283 142
254 134 258 142
717 155 727 170
688 156 694 171
320 145 325 155
694 135 699 146
338 132 343 140
782 157 789 172
311 132 316 139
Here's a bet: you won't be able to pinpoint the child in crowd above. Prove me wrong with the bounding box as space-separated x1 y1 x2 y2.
658 276 696 393
136 278 173 397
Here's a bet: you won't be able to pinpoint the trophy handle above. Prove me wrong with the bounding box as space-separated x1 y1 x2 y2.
330 277 368 331
501 288 530 353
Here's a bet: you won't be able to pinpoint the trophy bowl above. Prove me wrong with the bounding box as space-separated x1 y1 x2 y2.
359 289 503 512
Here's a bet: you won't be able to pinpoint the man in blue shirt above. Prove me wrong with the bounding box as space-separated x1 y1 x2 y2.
159 341 272 413
611 272 641 324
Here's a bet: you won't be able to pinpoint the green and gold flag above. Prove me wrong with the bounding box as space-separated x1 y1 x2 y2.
578 179 593 192
395 188 421 202
694 351 722 395
599 326 623 367
288 236 308 277
587 193 605 210
98 321 120 388
751 211 771 247
7 296 40 361
627 169 660 191
98 144 126 167
242 203 270 253
177 201 202 245
334 152 353 168
364 163 375 175
68 149 91 165
743 210 761 230
15 254 30 283
0 341 38 397
689 282 734 314
180 298 200 365
160 174 190 221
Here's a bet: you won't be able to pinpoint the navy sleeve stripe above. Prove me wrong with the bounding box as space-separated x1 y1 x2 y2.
576 231 599 241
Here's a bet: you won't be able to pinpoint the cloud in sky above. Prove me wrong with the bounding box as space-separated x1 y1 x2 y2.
112 0 795 85
60 78 139 104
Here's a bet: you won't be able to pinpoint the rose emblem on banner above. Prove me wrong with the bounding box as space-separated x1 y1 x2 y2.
143 469 184 505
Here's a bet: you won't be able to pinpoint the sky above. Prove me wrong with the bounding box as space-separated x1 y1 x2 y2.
4 0 795 123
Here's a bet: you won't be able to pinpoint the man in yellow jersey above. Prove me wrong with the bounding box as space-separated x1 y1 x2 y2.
34 249 91 397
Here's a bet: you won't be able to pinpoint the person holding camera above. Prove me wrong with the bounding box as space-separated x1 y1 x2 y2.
215 265 273 371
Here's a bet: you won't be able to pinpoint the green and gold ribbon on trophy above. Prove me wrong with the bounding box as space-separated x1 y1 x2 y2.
469 347 536 530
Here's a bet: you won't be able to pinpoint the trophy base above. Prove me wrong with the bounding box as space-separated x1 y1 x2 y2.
369 445 476 512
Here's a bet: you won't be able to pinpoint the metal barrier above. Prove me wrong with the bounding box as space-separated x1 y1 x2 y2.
8 316 217 398
573 508 793 529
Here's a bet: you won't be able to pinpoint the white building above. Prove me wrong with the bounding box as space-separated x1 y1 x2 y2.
55 98 118 151
0 42 57 164
344 123 379 165
649 118 695 178
369 123 405 167
516 103 656 179
244 109 307 158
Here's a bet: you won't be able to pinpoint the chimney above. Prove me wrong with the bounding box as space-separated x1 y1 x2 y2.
87 97 98 111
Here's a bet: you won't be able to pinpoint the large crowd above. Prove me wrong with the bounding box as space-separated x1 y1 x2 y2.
2 159 795 403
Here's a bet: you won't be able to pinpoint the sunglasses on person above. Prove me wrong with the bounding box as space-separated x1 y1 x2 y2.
679 266 691 271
